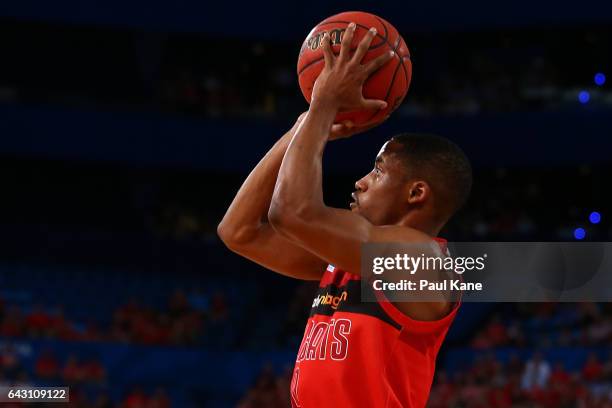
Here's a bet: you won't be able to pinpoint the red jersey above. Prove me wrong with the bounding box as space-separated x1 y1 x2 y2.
290 238 459 408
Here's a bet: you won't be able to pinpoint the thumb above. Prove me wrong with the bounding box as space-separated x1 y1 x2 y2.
330 123 345 133
362 99 388 110
329 121 355 140
329 123 348 139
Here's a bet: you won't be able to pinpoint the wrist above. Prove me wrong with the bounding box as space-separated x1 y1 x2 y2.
309 97 339 120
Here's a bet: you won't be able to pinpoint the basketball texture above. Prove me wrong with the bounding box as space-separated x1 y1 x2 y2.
297 11 412 128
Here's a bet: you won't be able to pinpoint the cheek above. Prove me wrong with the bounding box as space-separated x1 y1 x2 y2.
372 177 396 196
363 179 394 209
377 180 405 209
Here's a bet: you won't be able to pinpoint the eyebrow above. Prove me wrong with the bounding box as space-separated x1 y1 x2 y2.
375 156 384 164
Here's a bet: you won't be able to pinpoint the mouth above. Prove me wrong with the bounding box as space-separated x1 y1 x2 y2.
350 192 359 209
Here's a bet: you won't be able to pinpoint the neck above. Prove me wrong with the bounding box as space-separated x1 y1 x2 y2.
396 211 446 237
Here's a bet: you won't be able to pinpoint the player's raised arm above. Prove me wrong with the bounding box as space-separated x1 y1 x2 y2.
217 113 364 280
268 24 396 275
268 24 471 320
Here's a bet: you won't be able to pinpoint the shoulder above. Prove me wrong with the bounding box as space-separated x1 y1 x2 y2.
369 225 444 258
368 226 452 322
370 224 431 241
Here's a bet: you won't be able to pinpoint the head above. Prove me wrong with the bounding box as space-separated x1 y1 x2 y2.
351 133 472 232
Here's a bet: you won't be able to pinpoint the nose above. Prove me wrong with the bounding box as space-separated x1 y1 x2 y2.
355 176 368 192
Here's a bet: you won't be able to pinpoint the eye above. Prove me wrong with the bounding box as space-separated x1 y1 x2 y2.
374 166 382 175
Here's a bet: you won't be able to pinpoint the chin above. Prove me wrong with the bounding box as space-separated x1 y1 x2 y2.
350 205 372 221
356 210 372 221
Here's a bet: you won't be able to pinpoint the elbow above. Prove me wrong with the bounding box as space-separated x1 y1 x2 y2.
216 221 232 246
267 203 287 232
217 220 257 251
268 202 314 234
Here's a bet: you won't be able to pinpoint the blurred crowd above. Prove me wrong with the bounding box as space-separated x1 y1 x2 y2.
0 290 228 347
1 22 611 118
428 351 612 408
471 303 612 349
0 342 171 408
236 365 292 408
430 303 612 407
156 48 611 119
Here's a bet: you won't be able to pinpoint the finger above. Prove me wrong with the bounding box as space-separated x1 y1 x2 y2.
330 123 346 133
330 121 353 133
361 98 388 110
352 27 377 64
321 32 334 68
338 22 356 62
364 50 395 76
330 120 375 140
329 123 350 140
341 120 354 129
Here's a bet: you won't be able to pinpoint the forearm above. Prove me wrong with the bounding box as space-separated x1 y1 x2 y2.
272 101 338 214
218 124 297 242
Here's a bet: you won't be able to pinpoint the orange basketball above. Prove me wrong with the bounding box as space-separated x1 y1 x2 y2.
297 11 412 128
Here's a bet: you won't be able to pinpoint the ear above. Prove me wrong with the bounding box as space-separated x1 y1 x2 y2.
406 180 430 204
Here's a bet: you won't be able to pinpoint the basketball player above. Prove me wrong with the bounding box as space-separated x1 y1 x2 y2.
218 24 472 407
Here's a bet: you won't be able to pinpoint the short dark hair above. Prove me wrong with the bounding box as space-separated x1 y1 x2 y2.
390 133 472 216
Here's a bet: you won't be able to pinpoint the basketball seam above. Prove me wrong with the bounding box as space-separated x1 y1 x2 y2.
373 16 389 49
364 34 404 123
385 59 402 102
396 36 410 89
385 40 403 101
298 56 325 76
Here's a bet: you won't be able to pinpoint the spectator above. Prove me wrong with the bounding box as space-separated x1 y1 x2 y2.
147 388 171 408
582 353 604 382
123 387 147 408
63 354 87 384
50 307 77 340
26 305 52 336
238 364 286 408
93 392 114 408
521 352 551 390
0 307 24 337
84 357 106 384
35 349 59 379
0 344 22 381
549 362 571 386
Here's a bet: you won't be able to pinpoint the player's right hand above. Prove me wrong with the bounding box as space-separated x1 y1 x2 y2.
311 23 393 112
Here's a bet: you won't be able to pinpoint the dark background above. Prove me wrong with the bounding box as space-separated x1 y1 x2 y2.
0 1 611 407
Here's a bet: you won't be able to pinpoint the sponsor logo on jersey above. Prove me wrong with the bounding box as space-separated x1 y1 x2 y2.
312 290 348 310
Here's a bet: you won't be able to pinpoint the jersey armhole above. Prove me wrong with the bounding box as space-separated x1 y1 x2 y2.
375 290 461 334
374 236 460 333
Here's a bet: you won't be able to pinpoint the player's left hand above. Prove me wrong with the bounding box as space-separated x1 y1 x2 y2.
329 120 382 140
297 111 383 140
311 22 394 112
